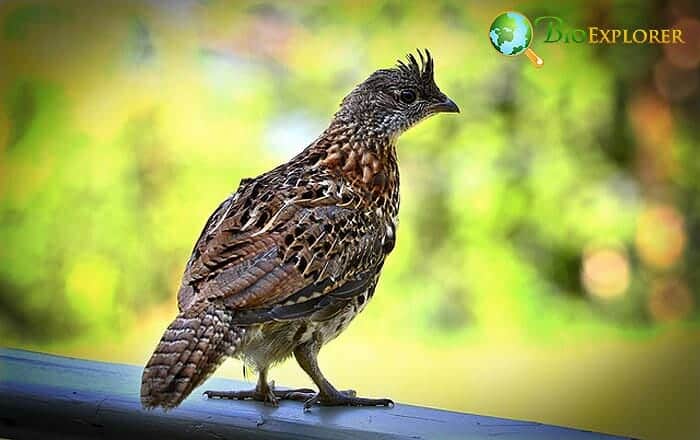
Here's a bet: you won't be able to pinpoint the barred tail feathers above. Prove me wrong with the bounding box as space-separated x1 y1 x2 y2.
140 304 243 409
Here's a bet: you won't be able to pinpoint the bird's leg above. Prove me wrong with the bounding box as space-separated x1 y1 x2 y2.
203 367 315 406
293 341 394 410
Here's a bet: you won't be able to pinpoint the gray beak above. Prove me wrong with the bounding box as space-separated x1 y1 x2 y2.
431 96 460 113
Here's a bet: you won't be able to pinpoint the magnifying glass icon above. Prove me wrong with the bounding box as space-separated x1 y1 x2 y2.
489 11 543 67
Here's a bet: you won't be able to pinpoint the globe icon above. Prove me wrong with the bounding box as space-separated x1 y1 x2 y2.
489 11 543 66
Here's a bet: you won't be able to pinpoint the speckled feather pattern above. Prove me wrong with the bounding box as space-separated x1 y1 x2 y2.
141 50 457 409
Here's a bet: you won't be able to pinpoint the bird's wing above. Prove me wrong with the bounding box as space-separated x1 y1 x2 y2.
177 176 387 319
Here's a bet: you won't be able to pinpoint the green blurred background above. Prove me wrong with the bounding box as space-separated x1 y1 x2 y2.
1 1 699 438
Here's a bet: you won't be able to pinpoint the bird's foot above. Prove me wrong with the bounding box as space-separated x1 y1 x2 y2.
204 381 315 406
303 388 394 411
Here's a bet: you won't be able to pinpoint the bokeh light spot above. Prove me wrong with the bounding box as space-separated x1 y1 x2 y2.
648 277 694 323
653 59 699 102
582 247 630 299
635 203 686 269
663 18 700 70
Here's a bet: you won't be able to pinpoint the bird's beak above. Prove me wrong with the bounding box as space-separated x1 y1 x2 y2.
431 96 460 114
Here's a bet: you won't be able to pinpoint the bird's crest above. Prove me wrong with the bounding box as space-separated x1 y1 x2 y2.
395 49 434 84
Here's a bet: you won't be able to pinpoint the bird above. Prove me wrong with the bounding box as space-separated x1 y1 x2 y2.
140 49 459 410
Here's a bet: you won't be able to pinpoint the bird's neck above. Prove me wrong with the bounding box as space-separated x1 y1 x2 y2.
307 117 400 211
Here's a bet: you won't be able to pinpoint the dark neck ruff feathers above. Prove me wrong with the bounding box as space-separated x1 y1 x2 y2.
310 117 399 204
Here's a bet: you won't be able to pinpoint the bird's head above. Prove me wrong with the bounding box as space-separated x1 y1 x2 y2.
335 49 459 139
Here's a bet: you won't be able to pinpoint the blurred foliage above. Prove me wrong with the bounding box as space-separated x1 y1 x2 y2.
1 1 700 438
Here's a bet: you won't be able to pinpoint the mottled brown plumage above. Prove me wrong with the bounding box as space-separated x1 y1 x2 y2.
141 49 458 410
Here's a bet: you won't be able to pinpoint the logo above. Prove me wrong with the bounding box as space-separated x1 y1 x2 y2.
535 16 686 45
489 11 543 67
489 11 686 67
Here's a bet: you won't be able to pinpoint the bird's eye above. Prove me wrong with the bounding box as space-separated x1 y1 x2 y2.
399 89 417 104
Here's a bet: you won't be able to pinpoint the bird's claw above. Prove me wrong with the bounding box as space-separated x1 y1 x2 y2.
303 389 393 411
204 383 316 406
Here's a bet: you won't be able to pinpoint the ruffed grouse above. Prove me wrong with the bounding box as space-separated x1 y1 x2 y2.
141 50 459 410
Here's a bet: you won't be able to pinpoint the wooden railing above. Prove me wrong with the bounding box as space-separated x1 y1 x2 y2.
0 348 632 439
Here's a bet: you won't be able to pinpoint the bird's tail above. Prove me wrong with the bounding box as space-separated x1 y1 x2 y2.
140 303 244 409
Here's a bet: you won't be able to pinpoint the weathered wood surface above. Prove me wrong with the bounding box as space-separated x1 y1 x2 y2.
0 348 633 439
